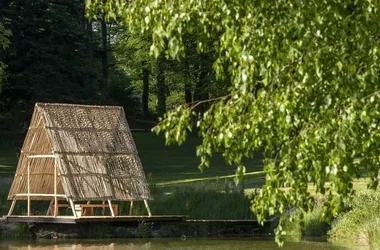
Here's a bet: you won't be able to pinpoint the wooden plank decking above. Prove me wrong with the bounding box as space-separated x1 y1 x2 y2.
5 215 186 224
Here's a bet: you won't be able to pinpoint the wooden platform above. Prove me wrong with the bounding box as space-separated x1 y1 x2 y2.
3 216 274 238
5 215 186 224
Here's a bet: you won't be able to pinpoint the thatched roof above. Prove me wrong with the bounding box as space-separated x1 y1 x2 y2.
8 103 152 201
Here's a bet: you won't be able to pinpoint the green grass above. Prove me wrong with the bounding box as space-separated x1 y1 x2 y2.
0 131 264 220
281 202 330 241
328 191 380 248
0 131 23 177
133 132 265 192
0 131 265 181
119 180 256 219
3 130 380 244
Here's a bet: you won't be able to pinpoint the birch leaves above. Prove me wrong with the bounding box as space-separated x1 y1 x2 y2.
86 0 380 244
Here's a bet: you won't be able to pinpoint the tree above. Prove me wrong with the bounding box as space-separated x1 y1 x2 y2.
110 30 223 118
111 31 154 117
1 0 102 126
0 21 11 92
142 61 150 118
156 53 167 116
86 0 380 243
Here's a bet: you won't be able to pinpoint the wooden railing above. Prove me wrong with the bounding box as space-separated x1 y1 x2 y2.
48 203 118 217
78 204 118 216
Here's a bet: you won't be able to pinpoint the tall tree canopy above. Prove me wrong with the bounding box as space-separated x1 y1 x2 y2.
1 0 102 122
0 22 11 91
86 0 380 243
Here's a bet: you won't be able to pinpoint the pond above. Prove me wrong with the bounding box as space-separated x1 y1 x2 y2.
0 238 357 250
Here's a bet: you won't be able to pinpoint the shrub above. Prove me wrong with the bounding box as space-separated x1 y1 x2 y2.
329 191 380 248
281 202 329 240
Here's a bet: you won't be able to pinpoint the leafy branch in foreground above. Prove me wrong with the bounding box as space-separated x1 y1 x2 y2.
86 0 380 245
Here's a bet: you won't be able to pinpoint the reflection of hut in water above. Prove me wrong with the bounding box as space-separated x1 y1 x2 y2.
7 103 152 218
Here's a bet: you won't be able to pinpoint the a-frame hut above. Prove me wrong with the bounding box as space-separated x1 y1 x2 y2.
7 103 152 218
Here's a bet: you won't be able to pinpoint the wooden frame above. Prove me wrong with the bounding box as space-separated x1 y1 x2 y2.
19 154 63 217
7 199 16 216
78 204 118 216
7 103 154 218
144 200 152 216
8 151 154 218
129 201 134 215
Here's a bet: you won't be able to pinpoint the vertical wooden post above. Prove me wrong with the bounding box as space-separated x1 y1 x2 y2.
129 201 134 216
108 200 115 217
69 199 77 218
54 162 58 217
27 158 31 217
144 200 152 217
8 199 16 216
46 198 54 216
101 201 105 216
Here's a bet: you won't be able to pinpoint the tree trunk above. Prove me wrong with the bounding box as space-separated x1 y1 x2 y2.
83 21 93 88
101 19 108 87
193 71 209 106
142 61 149 118
156 54 166 117
184 59 192 104
192 70 209 132
86 21 92 40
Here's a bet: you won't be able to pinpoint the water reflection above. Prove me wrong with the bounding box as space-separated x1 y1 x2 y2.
1 238 354 250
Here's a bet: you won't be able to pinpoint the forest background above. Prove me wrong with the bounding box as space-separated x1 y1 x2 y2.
0 0 223 131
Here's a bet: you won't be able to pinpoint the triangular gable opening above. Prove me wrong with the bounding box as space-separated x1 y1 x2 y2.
8 104 65 201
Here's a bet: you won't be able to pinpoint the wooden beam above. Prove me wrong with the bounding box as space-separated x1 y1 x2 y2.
54 162 57 217
7 199 16 216
17 173 55 176
101 201 105 216
15 194 67 198
23 151 137 156
129 201 134 216
84 201 91 216
144 200 152 217
69 199 77 218
54 151 138 156
46 199 54 216
44 127 124 132
108 200 115 217
27 155 57 158
27 159 30 217
58 173 142 179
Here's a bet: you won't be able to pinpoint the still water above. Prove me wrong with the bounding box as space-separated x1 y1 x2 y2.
0 238 357 250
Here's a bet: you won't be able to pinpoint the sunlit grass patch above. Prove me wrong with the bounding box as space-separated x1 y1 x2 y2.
281 202 330 240
329 191 380 248
121 179 256 219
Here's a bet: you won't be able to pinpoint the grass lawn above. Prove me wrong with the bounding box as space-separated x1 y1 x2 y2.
0 131 374 194
0 132 23 177
0 130 375 221
0 131 266 190
133 133 265 189
0 131 263 219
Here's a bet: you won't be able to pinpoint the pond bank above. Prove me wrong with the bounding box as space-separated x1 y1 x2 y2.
280 191 380 248
1 218 276 240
